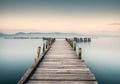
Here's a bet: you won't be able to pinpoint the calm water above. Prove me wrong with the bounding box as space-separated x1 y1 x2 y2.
0 37 120 84
76 37 120 84
0 39 43 84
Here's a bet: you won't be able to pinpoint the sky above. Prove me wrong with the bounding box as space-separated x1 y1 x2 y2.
0 0 120 34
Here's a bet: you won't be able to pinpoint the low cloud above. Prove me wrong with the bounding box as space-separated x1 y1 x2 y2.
109 23 120 25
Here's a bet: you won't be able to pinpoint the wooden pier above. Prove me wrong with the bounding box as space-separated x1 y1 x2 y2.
18 38 98 84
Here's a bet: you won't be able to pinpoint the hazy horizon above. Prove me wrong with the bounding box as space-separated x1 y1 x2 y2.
0 0 120 33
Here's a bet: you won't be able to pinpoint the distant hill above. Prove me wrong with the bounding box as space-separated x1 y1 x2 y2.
0 32 7 37
0 32 120 39
0 32 84 38
15 32 26 35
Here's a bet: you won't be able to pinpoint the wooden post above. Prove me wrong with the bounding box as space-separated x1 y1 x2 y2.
73 42 76 51
84 38 87 42
52 38 55 44
53 38 55 43
35 46 41 62
51 38 53 44
50 38 52 46
43 43 45 53
65 38 67 41
80 38 83 42
47 40 49 48
48 38 50 46
46 41 48 49
78 48 82 59
37 46 41 58
71 40 73 48
88 38 91 42
71 40 74 48
74 37 77 41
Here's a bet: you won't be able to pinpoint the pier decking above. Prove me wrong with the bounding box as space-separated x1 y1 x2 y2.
18 39 97 84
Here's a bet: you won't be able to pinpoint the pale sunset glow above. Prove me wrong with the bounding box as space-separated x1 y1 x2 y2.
0 0 120 33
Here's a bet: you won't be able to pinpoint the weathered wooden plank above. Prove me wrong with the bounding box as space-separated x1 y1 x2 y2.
42 59 84 63
46 53 76 55
42 60 85 63
44 57 78 59
44 56 77 58
34 69 92 74
43 59 84 61
30 74 96 81
32 74 95 79
26 80 98 84
50 48 73 50
32 72 94 76
41 62 86 65
35 69 90 73
45 55 77 57
44 55 77 57
40 65 87 68
38 67 87 69
47 50 75 52
44 59 83 61
45 54 77 56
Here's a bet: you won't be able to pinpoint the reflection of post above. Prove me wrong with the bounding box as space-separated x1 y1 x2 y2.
78 48 82 59
35 46 41 62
